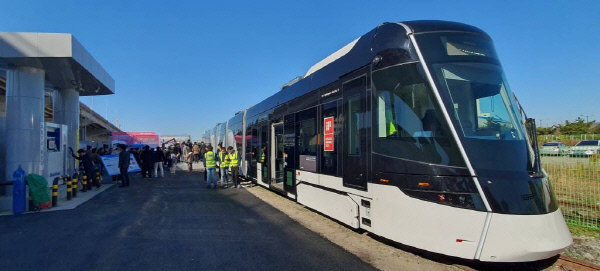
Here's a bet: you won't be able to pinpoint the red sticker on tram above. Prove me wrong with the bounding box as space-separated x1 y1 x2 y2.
324 117 334 152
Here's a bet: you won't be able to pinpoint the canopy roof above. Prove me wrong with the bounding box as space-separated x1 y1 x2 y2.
0 32 114 96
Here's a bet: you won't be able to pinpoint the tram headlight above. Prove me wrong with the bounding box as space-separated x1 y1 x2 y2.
398 176 486 211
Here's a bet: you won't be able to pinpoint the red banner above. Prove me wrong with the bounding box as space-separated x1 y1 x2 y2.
112 132 159 148
324 117 334 152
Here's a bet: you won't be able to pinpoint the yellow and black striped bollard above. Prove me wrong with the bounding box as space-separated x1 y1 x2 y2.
71 173 78 197
52 177 60 207
82 172 88 192
66 177 72 200
95 171 101 188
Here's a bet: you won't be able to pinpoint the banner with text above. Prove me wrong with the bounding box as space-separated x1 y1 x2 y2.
111 132 159 148
100 154 142 176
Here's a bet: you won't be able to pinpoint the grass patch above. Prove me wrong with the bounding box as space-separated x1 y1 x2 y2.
568 224 600 240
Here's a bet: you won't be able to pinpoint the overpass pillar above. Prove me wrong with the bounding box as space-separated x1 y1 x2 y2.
4 66 45 182
54 88 79 174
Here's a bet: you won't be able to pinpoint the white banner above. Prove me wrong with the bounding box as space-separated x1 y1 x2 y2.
100 154 141 176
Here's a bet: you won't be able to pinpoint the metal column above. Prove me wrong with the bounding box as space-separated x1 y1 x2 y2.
54 88 80 174
4 66 45 182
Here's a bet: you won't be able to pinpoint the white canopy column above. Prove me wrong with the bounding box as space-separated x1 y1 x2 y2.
5 66 45 181
53 88 79 174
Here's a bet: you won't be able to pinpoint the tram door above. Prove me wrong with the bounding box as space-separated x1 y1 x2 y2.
260 124 270 183
342 75 368 190
271 122 285 190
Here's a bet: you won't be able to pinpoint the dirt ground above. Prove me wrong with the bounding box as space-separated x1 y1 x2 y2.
563 235 600 266
245 185 465 271
243 185 580 271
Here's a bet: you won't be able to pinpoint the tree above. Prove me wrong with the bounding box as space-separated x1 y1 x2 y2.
591 122 600 134
536 126 556 135
556 117 594 135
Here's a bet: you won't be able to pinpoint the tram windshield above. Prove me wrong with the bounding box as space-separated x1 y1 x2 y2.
372 63 464 167
433 63 525 141
417 33 534 174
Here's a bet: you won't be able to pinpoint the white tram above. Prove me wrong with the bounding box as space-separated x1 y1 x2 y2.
202 21 572 262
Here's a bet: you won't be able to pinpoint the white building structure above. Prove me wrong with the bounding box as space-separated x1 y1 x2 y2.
0 33 115 211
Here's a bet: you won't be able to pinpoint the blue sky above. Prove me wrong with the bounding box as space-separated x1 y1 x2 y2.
2 0 599 138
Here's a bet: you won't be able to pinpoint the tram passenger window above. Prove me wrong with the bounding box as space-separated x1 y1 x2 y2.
296 107 318 172
372 63 463 166
348 95 361 155
260 124 268 163
284 114 295 170
251 126 258 163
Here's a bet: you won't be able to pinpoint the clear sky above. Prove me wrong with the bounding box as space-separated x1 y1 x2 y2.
2 0 598 138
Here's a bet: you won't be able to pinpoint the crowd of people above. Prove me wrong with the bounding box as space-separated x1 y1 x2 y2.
71 140 242 190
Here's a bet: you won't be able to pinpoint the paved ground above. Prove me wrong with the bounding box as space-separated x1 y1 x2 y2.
0 168 376 271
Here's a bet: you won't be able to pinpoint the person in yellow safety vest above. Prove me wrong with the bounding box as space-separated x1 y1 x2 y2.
203 145 217 189
227 146 241 188
385 108 398 136
259 146 267 163
218 146 230 188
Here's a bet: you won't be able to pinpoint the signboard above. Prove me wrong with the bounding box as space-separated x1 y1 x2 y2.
111 132 160 148
159 135 191 144
100 154 141 176
324 117 334 152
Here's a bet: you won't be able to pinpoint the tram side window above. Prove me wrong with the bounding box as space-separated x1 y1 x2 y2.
296 107 318 172
372 63 463 166
283 114 295 170
260 124 269 164
348 95 361 155
234 123 243 154
321 101 338 176
251 126 258 164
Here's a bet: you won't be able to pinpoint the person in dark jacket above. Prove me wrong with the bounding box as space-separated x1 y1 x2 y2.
117 144 130 187
163 147 172 169
140 145 153 179
70 148 98 189
153 147 164 178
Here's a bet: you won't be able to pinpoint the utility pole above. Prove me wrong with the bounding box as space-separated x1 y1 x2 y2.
580 115 592 123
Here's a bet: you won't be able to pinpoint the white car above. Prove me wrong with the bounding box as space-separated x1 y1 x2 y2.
569 140 600 157
540 142 568 156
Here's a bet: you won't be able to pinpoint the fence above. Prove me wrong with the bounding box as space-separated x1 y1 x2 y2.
543 155 600 229
539 134 600 143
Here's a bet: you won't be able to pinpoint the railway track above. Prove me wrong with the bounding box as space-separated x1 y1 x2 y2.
556 255 600 271
451 255 600 271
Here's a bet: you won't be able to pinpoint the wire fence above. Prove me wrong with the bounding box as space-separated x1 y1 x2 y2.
543 155 600 230
539 134 600 144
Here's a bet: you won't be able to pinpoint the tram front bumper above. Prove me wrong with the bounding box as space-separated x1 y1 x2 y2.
479 209 572 262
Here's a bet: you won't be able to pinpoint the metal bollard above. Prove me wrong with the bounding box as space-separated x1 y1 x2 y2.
71 173 78 197
52 177 60 207
66 177 72 200
87 172 94 190
81 172 88 192
95 171 101 188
